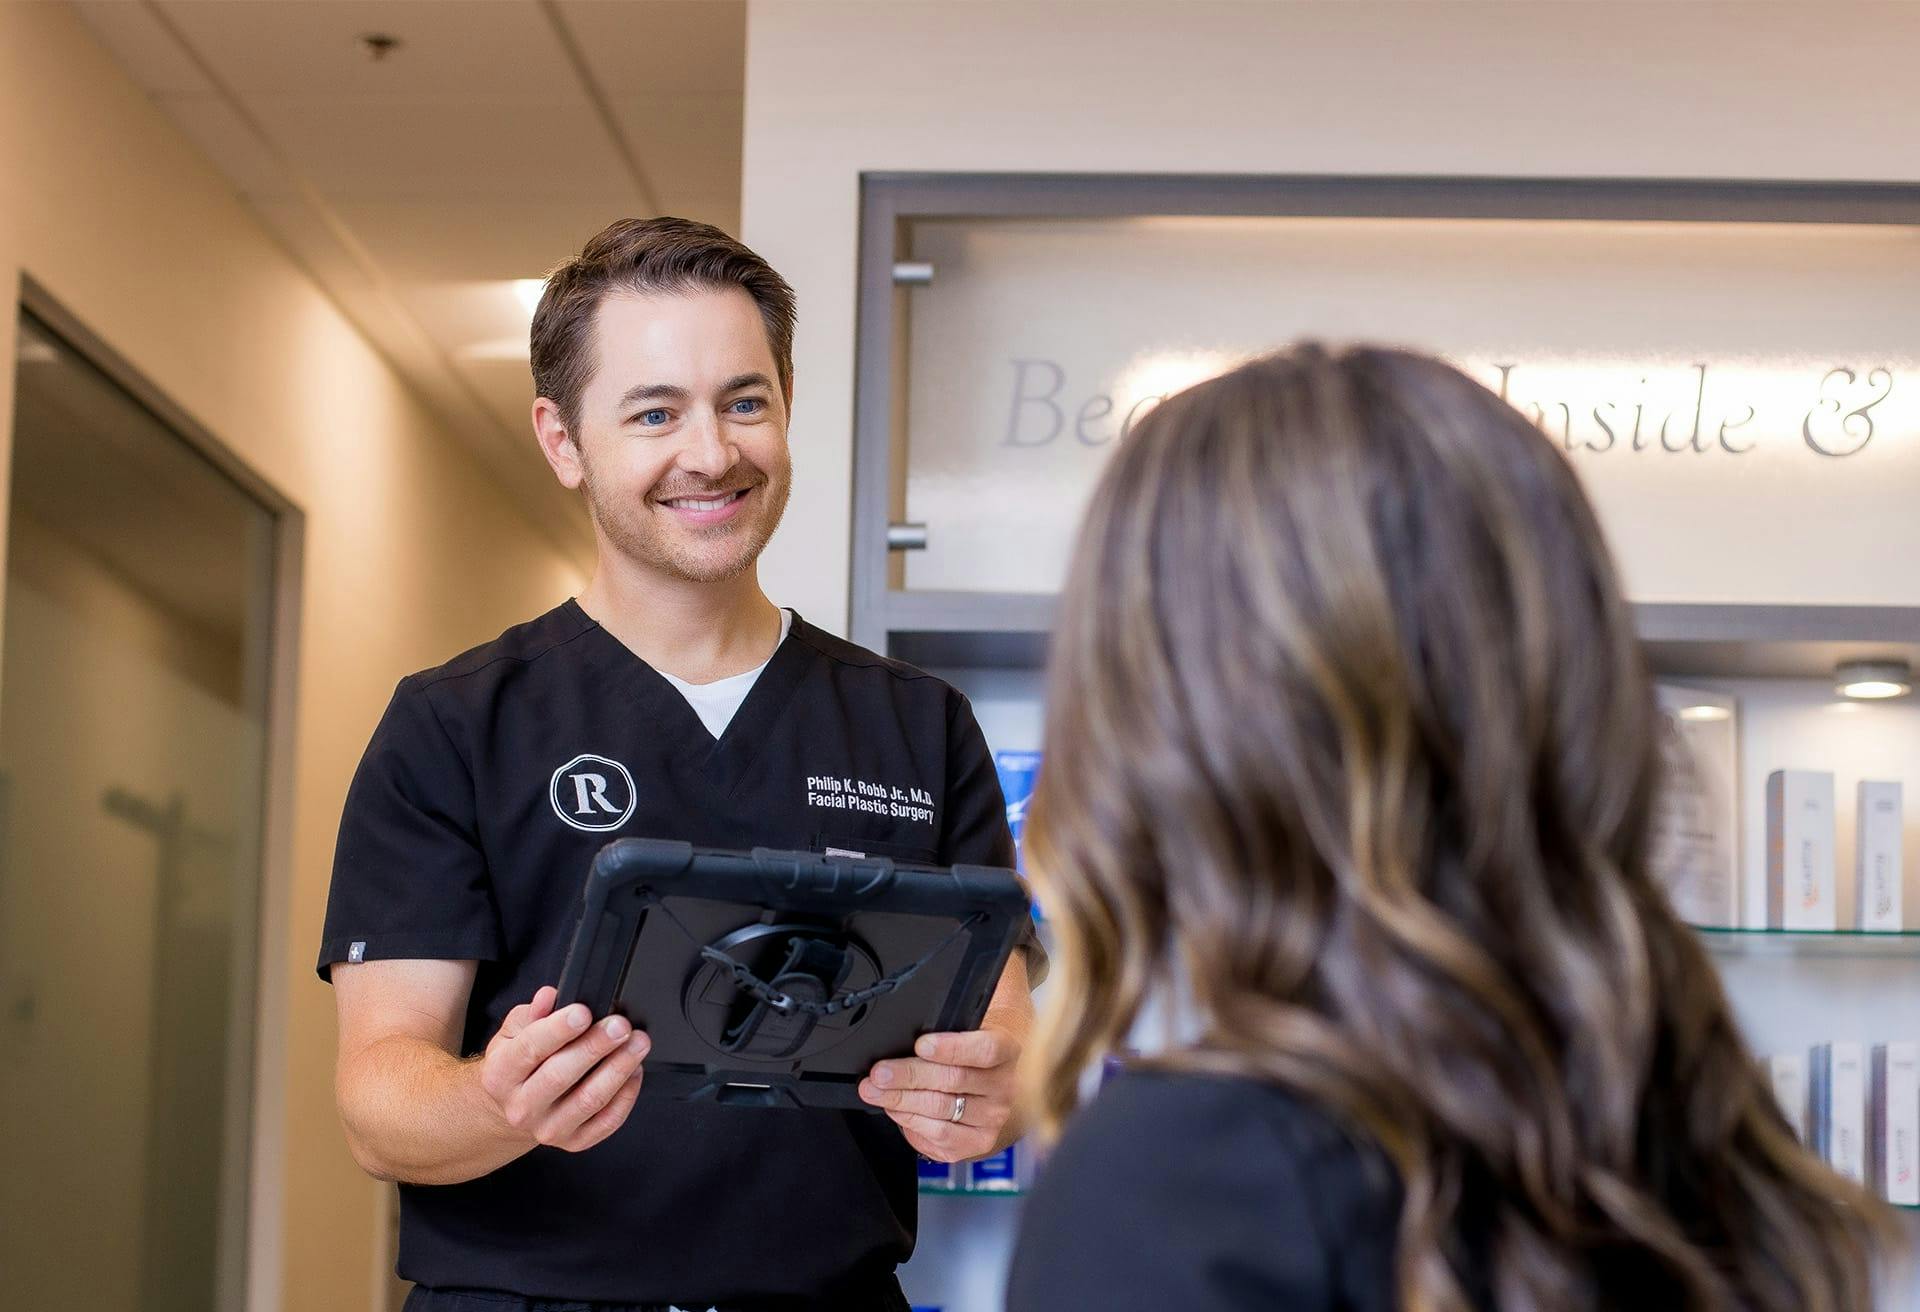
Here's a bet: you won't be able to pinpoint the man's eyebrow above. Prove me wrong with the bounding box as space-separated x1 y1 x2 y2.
719 372 775 394
616 382 691 409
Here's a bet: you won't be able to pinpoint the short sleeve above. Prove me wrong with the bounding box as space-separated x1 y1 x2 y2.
939 688 1048 985
1007 1074 1349 1311
316 677 502 980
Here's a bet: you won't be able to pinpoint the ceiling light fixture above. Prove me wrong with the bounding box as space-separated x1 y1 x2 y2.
1834 658 1913 701
1676 704 1732 723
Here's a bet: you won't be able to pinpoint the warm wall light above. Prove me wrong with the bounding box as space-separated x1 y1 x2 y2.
513 279 548 313
1835 659 1913 700
1677 704 1733 722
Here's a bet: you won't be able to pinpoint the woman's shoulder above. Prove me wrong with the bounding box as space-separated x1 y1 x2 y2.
1059 1067 1391 1184
1007 1069 1401 1312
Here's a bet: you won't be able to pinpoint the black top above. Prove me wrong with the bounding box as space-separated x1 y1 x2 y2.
318 601 1033 1305
1008 1072 1408 1311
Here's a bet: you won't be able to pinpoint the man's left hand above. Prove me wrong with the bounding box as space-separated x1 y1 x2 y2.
859 1024 1022 1162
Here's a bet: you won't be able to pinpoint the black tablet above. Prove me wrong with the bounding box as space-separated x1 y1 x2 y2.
555 838 1030 1111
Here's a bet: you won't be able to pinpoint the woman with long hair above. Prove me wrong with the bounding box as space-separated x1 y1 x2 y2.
1006 345 1890 1311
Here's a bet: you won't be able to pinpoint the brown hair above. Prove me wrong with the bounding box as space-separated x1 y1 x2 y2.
530 216 797 432
1026 343 1890 1312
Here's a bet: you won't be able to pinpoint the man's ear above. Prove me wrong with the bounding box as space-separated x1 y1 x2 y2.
532 396 585 490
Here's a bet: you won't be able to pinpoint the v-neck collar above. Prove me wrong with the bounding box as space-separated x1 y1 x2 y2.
564 598 812 796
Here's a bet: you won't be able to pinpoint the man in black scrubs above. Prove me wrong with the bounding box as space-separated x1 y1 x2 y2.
320 218 1039 1312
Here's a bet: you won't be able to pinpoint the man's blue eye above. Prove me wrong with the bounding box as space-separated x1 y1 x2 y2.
730 398 764 415
637 409 670 426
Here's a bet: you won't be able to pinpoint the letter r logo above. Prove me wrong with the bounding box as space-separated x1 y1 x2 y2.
549 754 637 832
571 773 617 815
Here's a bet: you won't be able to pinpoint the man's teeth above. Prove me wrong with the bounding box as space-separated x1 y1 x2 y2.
664 491 744 510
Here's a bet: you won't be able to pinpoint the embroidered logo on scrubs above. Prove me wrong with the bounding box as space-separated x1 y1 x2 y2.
549 753 637 832
805 774 937 827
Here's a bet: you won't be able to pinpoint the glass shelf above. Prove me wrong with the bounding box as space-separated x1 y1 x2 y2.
918 1185 1027 1198
1691 925 1920 958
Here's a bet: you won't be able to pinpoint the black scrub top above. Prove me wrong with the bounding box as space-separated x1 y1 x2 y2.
318 601 1037 1305
1009 1072 1499 1312
1007 1072 1406 1311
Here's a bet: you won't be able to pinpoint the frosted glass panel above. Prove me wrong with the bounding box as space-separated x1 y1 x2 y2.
0 312 274 1312
901 215 1920 601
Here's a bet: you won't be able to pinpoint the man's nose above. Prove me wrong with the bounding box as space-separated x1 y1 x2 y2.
676 411 737 480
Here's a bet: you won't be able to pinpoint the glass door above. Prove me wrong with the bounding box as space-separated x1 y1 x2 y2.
0 309 278 1312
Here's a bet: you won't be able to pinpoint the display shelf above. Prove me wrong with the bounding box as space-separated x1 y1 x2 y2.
878 601 1920 677
1692 925 1920 958
919 1185 1027 1198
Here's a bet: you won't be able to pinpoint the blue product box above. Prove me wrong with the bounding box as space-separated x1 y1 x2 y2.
994 751 1044 922
917 1154 956 1190
967 1143 1020 1192
993 750 1042 867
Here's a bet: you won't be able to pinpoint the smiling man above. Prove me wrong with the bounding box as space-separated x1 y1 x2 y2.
318 218 1040 1312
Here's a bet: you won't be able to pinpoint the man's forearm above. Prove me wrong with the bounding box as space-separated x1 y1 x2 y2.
983 954 1035 1150
338 1034 534 1185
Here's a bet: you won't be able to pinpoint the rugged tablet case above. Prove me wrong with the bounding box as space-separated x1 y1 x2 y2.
555 838 1029 1111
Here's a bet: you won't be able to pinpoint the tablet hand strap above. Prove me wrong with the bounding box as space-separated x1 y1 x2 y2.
646 894 985 1028
720 935 853 1057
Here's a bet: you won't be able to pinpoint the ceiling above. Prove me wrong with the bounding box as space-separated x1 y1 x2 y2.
70 0 750 567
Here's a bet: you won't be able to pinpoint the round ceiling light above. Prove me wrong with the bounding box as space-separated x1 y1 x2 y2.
1834 658 1913 701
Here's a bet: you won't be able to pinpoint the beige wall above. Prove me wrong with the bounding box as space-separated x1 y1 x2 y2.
0 7 583 1311
741 0 1920 634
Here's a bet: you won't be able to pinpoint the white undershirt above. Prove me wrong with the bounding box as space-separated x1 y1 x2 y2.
657 608 793 740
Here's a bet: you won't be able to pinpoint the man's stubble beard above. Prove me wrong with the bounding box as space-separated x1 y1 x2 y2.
580 456 793 585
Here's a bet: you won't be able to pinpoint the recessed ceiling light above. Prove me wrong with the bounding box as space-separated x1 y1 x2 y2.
1834 658 1912 701
513 279 547 314
1676 704 1732 723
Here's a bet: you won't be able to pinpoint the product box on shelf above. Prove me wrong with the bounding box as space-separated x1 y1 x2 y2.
1766 1052 1809 1144
1767 770 1837 931
993 750 1041 871
1855 781 1904 932
1811 1041 1867 1184
994 750 1045 927
916 1155 956 1191
1871 1042 1920 1206
1651 685 1740 927
921 1141 1037 1194
967 1143 1021 1193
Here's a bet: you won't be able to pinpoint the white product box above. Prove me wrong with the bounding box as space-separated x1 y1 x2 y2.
1812 1042 1867 1184
1871 1042 1920 1205
1767 1052 1809 1144
1767 771 1837 931
1855 781 1904 931
1650 685 1741 927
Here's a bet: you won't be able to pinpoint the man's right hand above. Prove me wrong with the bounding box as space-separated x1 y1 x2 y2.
479 985 650 1152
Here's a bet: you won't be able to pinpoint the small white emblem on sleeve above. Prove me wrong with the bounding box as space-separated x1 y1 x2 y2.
348 941 366 964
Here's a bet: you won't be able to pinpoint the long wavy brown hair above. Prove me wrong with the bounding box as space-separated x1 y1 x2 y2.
1025 344 1891 1311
